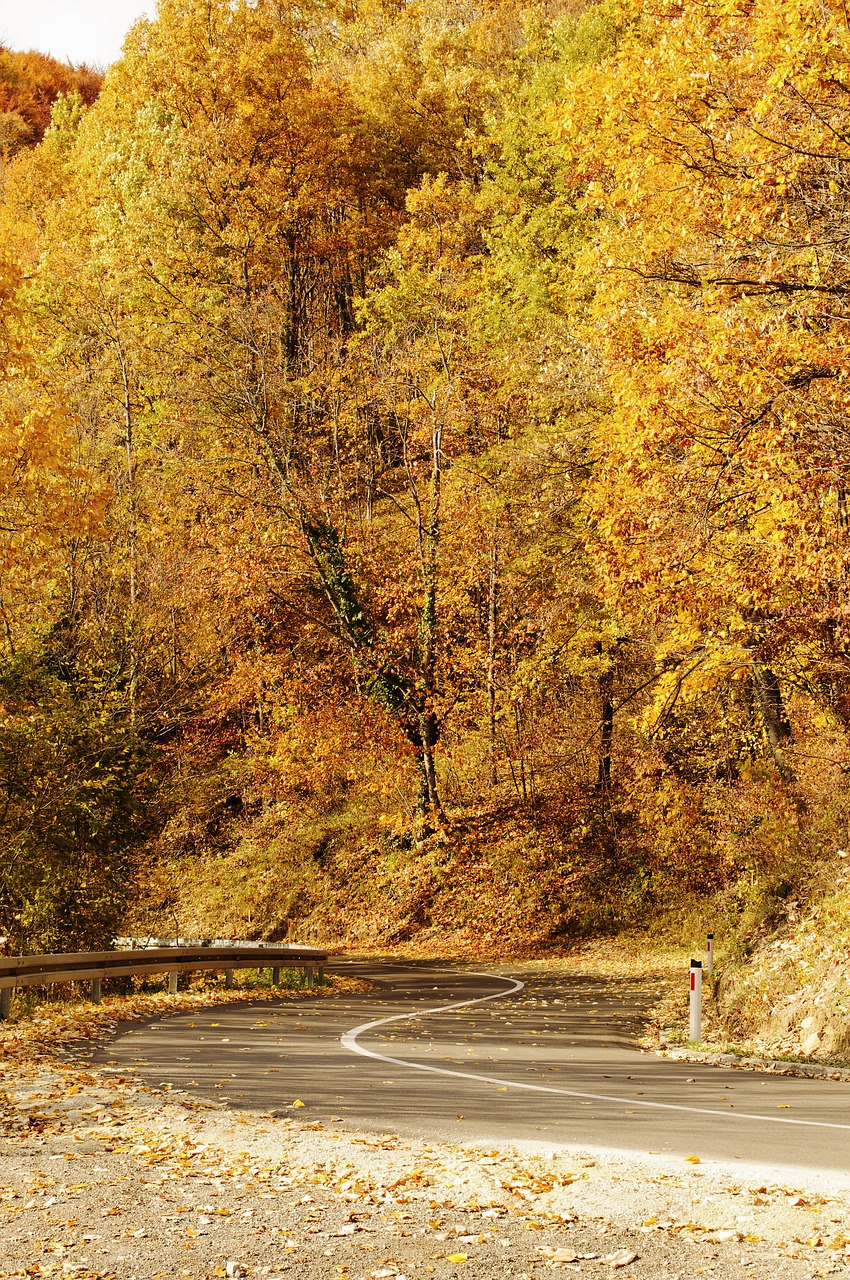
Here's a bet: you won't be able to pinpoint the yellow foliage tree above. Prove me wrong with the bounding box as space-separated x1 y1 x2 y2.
557 0 850 772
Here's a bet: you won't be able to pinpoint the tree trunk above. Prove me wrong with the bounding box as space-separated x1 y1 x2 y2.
596 677 614 791
752 664 794 782
284 236 300 375
0 582 15 656
514 703 528 805
118 341 138 723
486 517 498 788
416 415 444 823
421 711 442 819
595 644 614 791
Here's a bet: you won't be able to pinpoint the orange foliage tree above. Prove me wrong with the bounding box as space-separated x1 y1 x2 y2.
0 45 101 154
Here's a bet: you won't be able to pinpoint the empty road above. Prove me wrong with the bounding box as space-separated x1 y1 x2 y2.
98 957 850 1174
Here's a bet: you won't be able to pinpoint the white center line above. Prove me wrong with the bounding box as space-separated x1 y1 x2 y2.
341 972 850 1132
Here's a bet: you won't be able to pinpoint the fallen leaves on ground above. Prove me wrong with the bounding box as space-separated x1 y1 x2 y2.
0 974 368 1068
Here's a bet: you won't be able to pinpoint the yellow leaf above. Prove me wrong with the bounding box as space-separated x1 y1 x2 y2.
685 1155 701 1164
292 1099 305 1108
446 1254 468 1263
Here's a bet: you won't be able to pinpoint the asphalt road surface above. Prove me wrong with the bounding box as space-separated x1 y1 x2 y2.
97 958 850 1175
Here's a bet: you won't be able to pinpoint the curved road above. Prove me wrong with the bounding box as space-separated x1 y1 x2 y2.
98 958 850 1175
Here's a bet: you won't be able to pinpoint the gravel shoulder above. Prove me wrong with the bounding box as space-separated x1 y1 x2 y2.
2 983 850 1280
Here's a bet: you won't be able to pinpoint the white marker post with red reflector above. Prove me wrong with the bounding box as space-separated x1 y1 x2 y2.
706 932 714 975
689 959 702 1042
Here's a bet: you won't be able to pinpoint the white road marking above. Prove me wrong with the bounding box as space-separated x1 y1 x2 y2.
340 972 850 1132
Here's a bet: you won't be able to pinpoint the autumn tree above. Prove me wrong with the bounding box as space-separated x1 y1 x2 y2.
8 0 848 948
0 157 145 953
33 0 542 826
555 0 850 783
0 45 101 154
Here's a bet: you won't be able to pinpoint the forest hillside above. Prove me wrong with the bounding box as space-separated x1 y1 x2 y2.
1 0 849 1057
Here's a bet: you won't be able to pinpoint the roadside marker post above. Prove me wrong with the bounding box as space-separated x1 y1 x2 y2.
706 932 714 974
689 959 702 1042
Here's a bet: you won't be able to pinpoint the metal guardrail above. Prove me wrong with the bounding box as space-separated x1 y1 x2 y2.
0 944 328 1020
113 937 312 950
0 936 276 951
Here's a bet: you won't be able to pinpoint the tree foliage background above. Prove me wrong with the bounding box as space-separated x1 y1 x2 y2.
2 0 849 953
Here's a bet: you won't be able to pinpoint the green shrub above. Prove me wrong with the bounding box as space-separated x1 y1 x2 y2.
0 634 146 954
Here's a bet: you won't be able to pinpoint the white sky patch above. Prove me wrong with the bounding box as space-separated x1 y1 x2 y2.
0 0 157 70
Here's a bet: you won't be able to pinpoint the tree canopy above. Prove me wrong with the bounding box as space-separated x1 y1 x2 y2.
1 0 848 952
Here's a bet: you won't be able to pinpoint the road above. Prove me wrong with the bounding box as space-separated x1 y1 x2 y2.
98 957 850 1175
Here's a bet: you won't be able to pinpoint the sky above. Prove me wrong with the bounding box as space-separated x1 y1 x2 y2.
0 0 157 69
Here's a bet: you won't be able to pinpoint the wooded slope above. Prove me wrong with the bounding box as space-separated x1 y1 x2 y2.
0 0 848 1028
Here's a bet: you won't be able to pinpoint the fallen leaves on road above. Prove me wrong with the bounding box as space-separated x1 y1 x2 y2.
1 962 846 1280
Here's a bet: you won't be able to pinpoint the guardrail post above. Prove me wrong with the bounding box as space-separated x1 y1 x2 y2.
225 968 234 989
168 971 178 995
689 959 702 1042
91 978 102 1005
317 966 325 985
306 966 314 989
272 967 281 986
0 988 10 1020
705 932 714 974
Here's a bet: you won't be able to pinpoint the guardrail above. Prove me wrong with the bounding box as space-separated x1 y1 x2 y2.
0 944 328 1020
113 937 313 950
